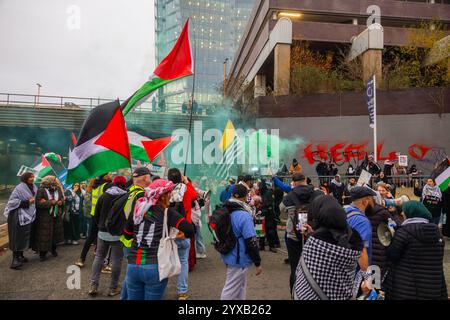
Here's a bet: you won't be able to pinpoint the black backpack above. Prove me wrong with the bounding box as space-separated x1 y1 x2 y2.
288 191 317 241
209 204 239 258
105 190 143 236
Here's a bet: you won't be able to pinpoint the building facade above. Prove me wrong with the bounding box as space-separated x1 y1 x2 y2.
155 0 255 112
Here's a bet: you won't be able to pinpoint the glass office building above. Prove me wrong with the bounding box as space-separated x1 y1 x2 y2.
155 0 255 112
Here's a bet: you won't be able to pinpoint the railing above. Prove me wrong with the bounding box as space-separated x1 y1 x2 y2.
269 175 431 189
0 92 217 115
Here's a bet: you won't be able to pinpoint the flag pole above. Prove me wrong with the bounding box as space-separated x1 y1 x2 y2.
373 74 378 163
183 27 197 176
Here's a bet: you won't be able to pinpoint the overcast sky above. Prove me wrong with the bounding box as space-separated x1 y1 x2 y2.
0 0 155 99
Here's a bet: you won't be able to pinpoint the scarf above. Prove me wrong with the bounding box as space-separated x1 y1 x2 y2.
331 177 343 187
170 183 187 203
402 217 430 226
294 236 361 300
4 182 37 226
134 180 174 225
45 188 60 217
422 184 442 200
227 198 253 215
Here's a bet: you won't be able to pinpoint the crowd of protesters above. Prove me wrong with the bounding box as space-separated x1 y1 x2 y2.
3 154 450 300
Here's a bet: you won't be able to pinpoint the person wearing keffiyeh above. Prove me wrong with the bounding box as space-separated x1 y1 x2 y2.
294 195 363 300
33 175 65 261
123 179 194 300
4 172 37 269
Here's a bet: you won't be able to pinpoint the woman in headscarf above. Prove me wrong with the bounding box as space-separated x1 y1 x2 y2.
384 201 447 300
33 175 64 261
63 183 84 245
123 179 195 300
421 178 443 225
3 172 37 269
293 195 363 300
289 159 302 174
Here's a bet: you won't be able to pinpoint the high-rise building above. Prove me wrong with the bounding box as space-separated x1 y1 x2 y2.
155 0 255 112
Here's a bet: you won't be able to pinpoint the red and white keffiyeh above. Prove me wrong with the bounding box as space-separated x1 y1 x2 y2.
133 179 174 225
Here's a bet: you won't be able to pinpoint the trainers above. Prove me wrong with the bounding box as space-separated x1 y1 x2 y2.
75 259 85 268
72 241 79 245
88 284 99 296
196 253 207 259
178 293 189 300
101 265 112 274
269 247 278 253
108 287 121 297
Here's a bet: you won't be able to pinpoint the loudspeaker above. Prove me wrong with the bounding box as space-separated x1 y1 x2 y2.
377 222 395 247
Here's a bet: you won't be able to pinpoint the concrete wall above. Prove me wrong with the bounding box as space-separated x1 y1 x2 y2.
256 113 450 176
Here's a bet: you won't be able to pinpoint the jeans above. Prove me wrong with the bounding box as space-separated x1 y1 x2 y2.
195 225 206 255
176 238 190 294
85 216 92 238
126 264 168 300
120 246 131 300
90 238 123 289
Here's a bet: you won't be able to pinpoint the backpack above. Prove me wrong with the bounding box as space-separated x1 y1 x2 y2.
170 201 186 218
105 189 144 236
208 204 239 259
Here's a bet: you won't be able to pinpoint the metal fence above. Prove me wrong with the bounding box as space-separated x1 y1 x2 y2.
268 174 431 189
0 92 216 115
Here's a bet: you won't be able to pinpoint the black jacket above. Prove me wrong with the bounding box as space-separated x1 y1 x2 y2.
385 222 447 300
93 186 127 232
366 204 390 275
329 182 345 205
316 162 328 176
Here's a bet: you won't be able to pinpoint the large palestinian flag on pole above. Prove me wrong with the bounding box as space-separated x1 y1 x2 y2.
121 18 193 116
66 100 131 184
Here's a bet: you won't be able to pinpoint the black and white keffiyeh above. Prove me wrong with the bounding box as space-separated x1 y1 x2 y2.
294 236 361 300
3 182 37 226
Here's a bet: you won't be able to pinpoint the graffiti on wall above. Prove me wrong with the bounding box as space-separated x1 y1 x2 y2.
303 141 447 171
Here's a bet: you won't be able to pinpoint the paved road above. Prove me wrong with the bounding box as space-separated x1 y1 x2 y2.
1 230 450 300
0 230 291 300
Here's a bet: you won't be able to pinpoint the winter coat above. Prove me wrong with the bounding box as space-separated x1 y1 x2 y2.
93 186 127 232
33 186 64 252
366 204 390 275
385 220 447 300
329 181 345 204
316 162 328 176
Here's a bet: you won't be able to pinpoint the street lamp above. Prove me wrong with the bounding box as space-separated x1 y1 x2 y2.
36 83 42 107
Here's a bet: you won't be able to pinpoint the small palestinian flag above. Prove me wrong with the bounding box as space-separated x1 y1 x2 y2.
66 100 131 184
128 131 152 162
33 155 53 181
432 158 450 192
142 136 174 162
121 19 193 115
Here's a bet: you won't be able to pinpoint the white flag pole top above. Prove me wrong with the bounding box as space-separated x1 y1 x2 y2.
373 74 378 163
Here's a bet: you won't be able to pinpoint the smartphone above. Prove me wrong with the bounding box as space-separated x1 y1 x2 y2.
297 213 308 232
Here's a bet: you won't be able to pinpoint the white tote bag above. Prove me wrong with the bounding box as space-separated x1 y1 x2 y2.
158 208 181 281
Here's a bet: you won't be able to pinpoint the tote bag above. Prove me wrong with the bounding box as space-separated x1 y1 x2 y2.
158 208 181 281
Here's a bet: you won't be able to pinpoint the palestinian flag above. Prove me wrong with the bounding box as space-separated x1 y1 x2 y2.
33 155 53 181
129 131 152 162
432 158 450 192
142 136 174 162
121 19 193 116
44 152 62 163
66 100 131 184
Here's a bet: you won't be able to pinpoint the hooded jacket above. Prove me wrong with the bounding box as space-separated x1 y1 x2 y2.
93 186 127 232
385 220 447 300
329 177 345 204
282 185 323 241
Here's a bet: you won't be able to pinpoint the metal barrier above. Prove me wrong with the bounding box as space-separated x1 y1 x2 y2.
0 92 216 115
267 175 430 188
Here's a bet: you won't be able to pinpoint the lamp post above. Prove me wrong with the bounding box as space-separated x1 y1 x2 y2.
36 83 42 107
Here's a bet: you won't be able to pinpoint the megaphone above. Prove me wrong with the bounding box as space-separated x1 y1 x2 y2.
196 188 211 201
384 194 410 209
377 222 395 247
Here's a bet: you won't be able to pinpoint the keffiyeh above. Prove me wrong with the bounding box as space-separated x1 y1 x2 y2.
133 179 174 225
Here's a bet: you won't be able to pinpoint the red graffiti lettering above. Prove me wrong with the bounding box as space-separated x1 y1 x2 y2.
408 144 432 160
330 142 346 163
303 144 315 165
377 141 397 161
344 143 368 162
317 143 329 161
